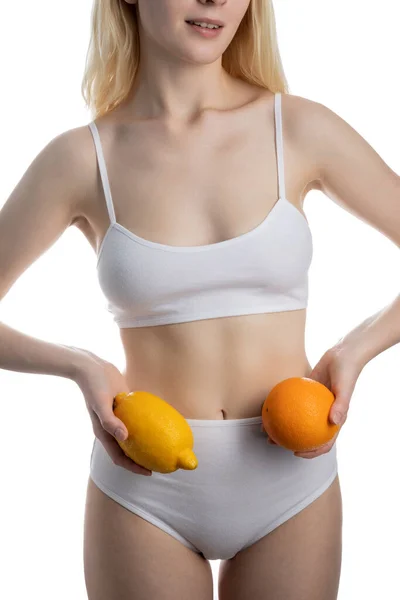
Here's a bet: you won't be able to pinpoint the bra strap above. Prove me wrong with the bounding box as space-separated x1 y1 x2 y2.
88 121 116 225
274 93 286 200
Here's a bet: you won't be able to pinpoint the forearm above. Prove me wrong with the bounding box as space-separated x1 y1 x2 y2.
0 320 89 381
335 293 400 367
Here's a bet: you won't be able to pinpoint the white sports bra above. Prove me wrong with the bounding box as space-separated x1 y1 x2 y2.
88 92 313 329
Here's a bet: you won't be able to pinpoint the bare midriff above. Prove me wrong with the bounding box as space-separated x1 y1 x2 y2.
119 309 312 420
85 86 316 421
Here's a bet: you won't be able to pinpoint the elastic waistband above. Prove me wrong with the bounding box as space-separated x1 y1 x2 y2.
185 415 263 427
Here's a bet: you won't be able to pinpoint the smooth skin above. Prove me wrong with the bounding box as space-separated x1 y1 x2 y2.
84 474 342 600
84 478 214 600
1 0 399 598
217 475 342 600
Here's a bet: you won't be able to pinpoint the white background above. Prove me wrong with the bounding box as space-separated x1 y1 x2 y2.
0 1 399 599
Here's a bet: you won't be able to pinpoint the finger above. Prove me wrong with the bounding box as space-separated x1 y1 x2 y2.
95 428 152 476
115 444 153 476
108 439 153 476
95 402 129 441
294 453 317 459
297 425 341 457
294 448 323 458
329 399 349 426
329 408 346 426
294 441 332 458
89 406 128 444
295 451 326 458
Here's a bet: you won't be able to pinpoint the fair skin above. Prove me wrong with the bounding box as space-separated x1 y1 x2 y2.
1 0 399 599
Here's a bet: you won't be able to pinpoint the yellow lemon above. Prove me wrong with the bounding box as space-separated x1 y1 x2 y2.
113 390 198 473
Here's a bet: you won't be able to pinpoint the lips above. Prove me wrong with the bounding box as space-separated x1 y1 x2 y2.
185 19 224 28
185 21 224 37
186 21 222 29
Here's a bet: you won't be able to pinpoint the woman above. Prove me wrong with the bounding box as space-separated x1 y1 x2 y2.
1 0 399 599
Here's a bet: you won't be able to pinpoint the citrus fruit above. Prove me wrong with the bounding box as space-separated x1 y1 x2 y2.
262 377 340 452
112 390 198 473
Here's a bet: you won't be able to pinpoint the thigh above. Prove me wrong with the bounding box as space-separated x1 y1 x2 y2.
218 473 343 600
83 477 214 600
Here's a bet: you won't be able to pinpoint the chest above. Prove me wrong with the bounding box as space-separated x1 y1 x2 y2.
102 115 282 247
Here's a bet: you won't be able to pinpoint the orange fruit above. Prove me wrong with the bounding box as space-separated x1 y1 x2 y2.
262 377 340 452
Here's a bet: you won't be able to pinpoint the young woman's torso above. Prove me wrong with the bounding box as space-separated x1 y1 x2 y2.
76 84 318 420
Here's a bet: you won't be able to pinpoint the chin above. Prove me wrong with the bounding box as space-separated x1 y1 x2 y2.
177 46 225 66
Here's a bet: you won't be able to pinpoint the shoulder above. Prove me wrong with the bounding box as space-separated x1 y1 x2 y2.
45 123 102 225
45 123 95 172
280 91 341 137
280 92 351 191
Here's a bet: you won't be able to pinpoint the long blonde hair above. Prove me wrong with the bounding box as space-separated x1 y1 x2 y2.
81 0 289 120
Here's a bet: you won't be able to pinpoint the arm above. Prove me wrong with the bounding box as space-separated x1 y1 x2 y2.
0 132 152 475
0 127 92 381
298 96 400 368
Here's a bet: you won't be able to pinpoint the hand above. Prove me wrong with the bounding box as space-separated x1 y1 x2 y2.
295 346 363 458
262 346 364 459
73 348 152 476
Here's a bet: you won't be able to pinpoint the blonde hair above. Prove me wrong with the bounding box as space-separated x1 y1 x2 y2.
81 0 289 120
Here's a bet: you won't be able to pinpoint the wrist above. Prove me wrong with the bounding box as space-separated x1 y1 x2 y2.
67 346 96 383
332 335 370 370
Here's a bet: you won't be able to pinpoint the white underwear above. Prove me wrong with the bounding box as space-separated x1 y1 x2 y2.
89 415 338 561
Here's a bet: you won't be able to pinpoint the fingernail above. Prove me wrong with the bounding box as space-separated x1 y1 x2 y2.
332 412 342 425
115 428 127 441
